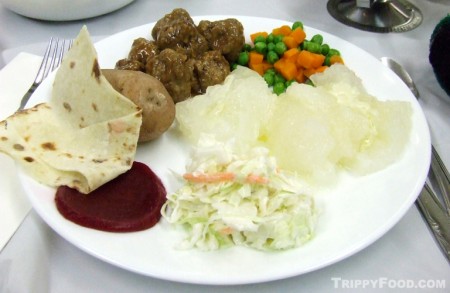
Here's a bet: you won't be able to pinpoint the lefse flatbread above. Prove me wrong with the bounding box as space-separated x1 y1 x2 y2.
0 26 142 194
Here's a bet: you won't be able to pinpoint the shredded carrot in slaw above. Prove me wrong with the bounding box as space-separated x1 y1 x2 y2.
183 172 269 185
183 172 235 183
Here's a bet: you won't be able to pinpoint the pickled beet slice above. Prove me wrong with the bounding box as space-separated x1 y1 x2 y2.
55 161 166 232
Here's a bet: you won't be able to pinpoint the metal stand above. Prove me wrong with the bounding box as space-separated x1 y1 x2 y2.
327 0 422 33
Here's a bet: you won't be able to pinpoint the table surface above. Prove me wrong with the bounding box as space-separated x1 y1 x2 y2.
1 0 449 292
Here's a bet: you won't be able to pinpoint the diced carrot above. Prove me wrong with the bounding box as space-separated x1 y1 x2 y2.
272 25 292 36
330 55 344 65
295 67 306 83
250 31 269 43
296 50 326 69
262 60 273 71
274 59 298 81
282 62 298 80
315 65 328 73
273 58 286 73
248 51 271 75
283 36 298 49
249 51 264 64
303 68 315 78
290 27 306 45
304 66 328 78
283 48 300 62
249 63 265 75
312 63 328 77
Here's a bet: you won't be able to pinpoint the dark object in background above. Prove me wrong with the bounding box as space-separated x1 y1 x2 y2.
429 14 450 96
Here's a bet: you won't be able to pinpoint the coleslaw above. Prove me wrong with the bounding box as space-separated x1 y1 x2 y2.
161 137 317 251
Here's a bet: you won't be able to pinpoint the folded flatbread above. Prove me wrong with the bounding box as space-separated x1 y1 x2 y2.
0 26 142 194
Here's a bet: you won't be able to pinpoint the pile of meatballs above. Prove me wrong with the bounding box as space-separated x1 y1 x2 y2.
116 9 245 103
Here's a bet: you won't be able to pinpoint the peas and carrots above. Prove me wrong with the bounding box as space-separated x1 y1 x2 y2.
232 21 344 95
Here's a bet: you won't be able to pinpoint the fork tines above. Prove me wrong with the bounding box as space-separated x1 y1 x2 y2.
35 38 72 85
18 37 72 110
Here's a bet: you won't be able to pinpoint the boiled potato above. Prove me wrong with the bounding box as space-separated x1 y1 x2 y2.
102 69 175 142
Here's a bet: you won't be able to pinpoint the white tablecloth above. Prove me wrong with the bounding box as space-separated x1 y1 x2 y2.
1 1 449 292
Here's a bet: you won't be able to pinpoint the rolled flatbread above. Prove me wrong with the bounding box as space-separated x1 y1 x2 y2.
0 26 142 194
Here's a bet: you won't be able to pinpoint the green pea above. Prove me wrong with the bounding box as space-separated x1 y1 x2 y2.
304 41 321 53
263 72 275 86
299 41 306 50
254 35 266 44
273 35 284 44
320 44 330 55
292 21 304 30
274 73 286 84
266 33 274 43
243 43 252 52
273 82 286 95
265 68 276 75
328 48 341 56
302 40 309 49
311 34 323 45
324 55 331 66
274 42 287 55
255 42 267 54
266 51 279 64
231 63 238 71
267 42 275 52
285 79 295 88
237 51 249 66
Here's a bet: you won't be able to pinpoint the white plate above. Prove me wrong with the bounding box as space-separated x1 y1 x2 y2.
21 16 431 285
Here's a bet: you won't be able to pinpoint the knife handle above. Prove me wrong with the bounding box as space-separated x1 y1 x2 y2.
430 145 450 215
417 183 450 262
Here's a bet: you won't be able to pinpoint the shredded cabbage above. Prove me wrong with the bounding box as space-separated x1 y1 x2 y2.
161 137 317 251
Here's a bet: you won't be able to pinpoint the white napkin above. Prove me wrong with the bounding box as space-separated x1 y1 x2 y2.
0 53 43 251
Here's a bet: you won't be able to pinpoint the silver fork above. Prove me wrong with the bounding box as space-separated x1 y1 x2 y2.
380 57 450 262
18 38 72 110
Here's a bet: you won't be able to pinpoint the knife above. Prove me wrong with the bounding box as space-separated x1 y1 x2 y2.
380 57 420 98
416 183 450 262
381 57 450 263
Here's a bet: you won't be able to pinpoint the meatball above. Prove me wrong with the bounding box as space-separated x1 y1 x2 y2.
197 19 245 63
194 50 230 93
151 8 208 58
115 38 160 71
146 48 194 103
128 38 160 65
115 58 143 71
116 10 247 102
